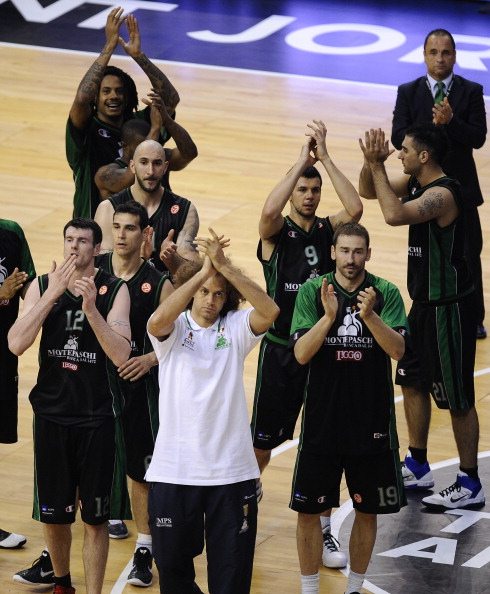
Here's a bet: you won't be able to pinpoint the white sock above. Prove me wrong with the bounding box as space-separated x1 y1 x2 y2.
301 572 319 594
346 570 365 593
135 533 152 555
108 519 122 526
320 516 331 533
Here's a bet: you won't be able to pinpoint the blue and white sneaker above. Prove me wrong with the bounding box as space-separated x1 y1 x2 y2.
402 454 434 490
422 472 485 510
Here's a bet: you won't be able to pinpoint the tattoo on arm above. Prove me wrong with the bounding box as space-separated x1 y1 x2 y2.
417 191 444 218
78 61 106 101
178 206 199 251
134 53 179 108
109 320 130 329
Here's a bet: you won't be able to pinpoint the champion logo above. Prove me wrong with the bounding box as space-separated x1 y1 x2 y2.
288 230 298 238
98 128 111 138
397 368 406 376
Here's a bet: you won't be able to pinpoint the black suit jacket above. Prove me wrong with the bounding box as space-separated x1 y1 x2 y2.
391 75 487 207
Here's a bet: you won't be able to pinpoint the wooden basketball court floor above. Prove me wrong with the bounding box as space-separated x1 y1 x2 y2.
0 43 489 593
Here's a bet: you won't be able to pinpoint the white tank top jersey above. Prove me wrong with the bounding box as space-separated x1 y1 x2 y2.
146 308 262 485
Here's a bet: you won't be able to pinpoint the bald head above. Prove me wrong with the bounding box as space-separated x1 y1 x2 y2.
131 140 168 194
133 139 166 161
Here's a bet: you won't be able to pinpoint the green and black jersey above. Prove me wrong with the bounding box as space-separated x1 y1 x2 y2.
404 176 473 304
66 108 163 218
29 269 125 426
290 271 407 457
109 188 190 273
0 219 36 383
258 216 335 343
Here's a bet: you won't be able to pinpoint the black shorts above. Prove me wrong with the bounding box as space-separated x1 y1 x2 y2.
395 293 477 410
290 448 406 515
149 480 257 594
120 375 159 482
0 378 18 444
33 415 131 525
251 337 308 449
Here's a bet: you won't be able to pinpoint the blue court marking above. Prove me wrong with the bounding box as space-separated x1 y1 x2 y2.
1 0 489 89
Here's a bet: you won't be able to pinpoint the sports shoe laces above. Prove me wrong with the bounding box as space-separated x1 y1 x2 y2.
323 532 341 552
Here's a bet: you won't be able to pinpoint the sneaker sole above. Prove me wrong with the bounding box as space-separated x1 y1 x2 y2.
12 575 54 589
127 577 152 587
404 481 435 491
422 499 486 511
109 532 129 540
322 558 347 569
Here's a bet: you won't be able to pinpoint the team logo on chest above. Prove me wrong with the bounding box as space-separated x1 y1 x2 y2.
182 330 195 351
141 282 152 294
170 204 180 214
324 303 373 356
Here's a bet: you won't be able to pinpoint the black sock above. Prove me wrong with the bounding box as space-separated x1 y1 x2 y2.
409 446 427 465
54 573 72 588
460 466 479 480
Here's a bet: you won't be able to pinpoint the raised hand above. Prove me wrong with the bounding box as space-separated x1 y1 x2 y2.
306 119 329 161
432 97 453 125
119 13 141 58
359 128 394 164
46 255 77 299
194 228 230 272
0 268 29 300
105 6 126 50
74 275 97 313
357 286 377 319
321 279 338 320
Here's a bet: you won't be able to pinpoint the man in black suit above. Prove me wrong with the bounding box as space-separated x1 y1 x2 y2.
392 28 487 340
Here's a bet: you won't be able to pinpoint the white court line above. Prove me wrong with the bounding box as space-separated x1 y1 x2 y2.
2 41 490 100
111 366 490 592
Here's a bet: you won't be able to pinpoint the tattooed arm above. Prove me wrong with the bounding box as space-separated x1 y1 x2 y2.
119 14 180 113
175 203 200 262
69 7 126 130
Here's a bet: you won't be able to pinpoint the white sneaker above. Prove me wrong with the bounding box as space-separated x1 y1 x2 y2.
0 529 26 549
322 531 347 568
402 454 434 490
422 472 485 510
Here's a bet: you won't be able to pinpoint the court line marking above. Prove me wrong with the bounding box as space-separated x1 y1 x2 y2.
1 41 490 100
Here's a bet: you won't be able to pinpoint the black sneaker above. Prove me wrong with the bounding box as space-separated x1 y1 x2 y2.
0 528 26 549
127 547 153 587
13 550 55 587
108 520 129 539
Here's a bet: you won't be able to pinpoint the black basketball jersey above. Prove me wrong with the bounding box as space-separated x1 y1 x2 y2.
29 269 125 427
404 176 473 304
291 271 407 457
258 216 335 342
0 220 36 383
96 254 167 358
109 188 190 273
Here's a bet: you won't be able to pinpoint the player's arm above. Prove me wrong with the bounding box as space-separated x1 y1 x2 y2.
118 278 173 381
144 93 198 170
309 120 363 229
293 279 337 365
8 256 77 355
195 229 279 336
259 136 317 242
119 15 179 113
174 204 200 263
360 129 458 226
94 200 116 252
359 130 409 200
148 258 214 339
357 287 405 360
69 7 125 130
95 163 134 199
76 277 131 366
